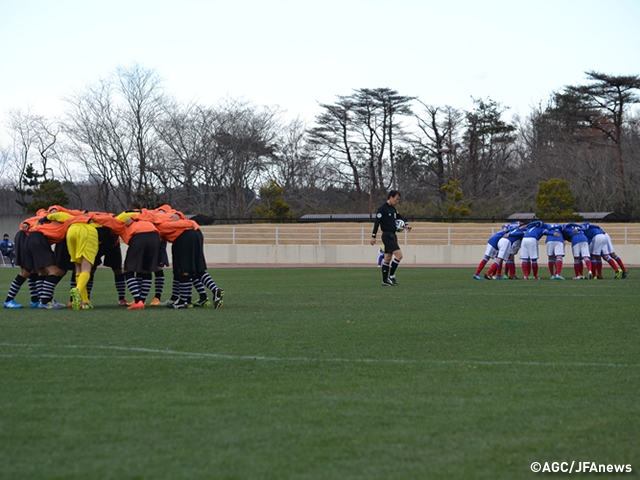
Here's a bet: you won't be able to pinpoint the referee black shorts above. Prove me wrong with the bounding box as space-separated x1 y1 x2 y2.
381 231 400 254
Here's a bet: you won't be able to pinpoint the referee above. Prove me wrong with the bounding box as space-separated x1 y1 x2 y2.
369 190 411 286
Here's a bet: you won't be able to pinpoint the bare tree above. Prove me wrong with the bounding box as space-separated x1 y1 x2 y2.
558 71 640 213
412 103 463 203
6 108 62 211
308 97 364 200
64 64 167 211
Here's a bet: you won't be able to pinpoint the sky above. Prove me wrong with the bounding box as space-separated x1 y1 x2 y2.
1 0 640 132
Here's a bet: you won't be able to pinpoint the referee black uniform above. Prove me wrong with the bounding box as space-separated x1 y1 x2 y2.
371 199 407 285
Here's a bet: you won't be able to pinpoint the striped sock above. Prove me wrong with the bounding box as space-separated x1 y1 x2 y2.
192 276 207 300
139 273 153 302
125 272 141 302
179 276 192 304
29 274 39 303
5 274 26 302
41 275 61 303
154 270 165 300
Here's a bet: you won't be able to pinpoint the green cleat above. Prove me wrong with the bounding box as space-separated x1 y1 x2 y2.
70 287 82 311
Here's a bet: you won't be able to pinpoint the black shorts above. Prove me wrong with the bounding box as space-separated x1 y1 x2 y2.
381 231 400 254
24 231 55 271
171 230 207 276
157 239 169 268
95 228 122 269
124 232 161 273
54 240 74 271
14 230 28 267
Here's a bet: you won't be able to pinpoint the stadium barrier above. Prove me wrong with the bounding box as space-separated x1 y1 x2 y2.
198 223 640 266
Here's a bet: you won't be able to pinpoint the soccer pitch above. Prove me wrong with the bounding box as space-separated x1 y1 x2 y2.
1 267 638 479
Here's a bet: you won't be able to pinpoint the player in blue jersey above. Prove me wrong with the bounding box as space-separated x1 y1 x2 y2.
519 221 550 280
473 223 519 280
562 223 593 280
484 223 526 279
542 224 565 279
580 223 623 279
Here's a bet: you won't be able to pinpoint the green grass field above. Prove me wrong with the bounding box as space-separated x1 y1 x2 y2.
1 266 638 479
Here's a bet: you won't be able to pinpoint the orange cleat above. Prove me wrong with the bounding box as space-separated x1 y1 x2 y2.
127 300 145 310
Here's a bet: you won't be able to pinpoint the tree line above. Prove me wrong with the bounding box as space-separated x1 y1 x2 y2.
1 65 639 220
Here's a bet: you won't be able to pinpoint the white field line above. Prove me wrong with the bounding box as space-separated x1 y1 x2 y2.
0 343 638 368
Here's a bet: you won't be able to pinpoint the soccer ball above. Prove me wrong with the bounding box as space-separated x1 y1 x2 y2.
395 219 405 232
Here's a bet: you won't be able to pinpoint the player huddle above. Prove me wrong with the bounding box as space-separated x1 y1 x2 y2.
474 221 628 281
3 204 224 310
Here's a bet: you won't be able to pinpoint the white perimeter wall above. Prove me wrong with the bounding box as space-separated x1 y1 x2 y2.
201 244 640 266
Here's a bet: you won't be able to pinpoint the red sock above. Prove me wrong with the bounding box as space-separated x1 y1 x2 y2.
574 261 581 277
612 255 626 272
486 262 499 276
556 259 563 275
522 260 531 278
475 259 488 275
607 257 619 272
548 259 555 276
585 259 592 274
532 261 539 277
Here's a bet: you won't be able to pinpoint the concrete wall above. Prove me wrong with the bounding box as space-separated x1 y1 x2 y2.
0 215 24 241
201 243 640 266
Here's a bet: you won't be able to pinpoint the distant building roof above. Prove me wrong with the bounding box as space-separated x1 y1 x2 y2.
298 214 375 223
507 212 630 222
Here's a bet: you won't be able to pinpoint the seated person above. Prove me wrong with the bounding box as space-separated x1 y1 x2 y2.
0 233 16 267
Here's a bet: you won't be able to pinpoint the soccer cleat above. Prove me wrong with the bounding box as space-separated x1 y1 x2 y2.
597 276 603 280
213 288 225 309
149 297 162 306
522 276 529 280
38 301 63 310
622 270 629 279
473 274 484 280
172 302 193 309
550 275 557 280
573 276 583 280
484 274 493 280
532 276 540 280
492 276 504 280
508 275 519 280
127 300 145 310
70 287 81 311
615 269 623 280
80 302 93 310
555 275 565 280
382 280 393 286
4 299 23 309
30 301 41 308
118 298 129 307
193 297 211 307
587 271 593 280
388 276 399 286
51 299 66 308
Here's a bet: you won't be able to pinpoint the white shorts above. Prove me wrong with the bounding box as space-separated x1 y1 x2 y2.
519 237 539 260
589 234 608 256
604 233 615 255
483 243 498 258
546 241 565 257
572 242 591 259
510 239 522 255
497 237 512 260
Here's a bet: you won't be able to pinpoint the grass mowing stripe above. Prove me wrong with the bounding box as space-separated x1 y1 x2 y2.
2 343 639 368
